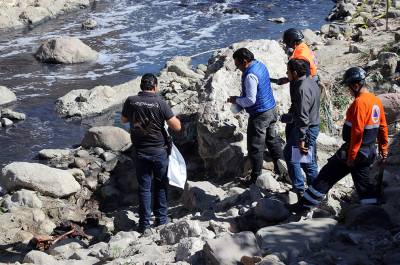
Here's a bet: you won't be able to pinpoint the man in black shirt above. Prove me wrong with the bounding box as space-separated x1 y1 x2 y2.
121 73 181 235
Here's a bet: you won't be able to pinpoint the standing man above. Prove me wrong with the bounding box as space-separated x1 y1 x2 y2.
292 67 388 214
227 48 286 185
275 28 318 85
283 59 321 199
121 73 181 235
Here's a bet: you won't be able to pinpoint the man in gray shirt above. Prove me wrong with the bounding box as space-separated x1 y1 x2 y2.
282 59 320 198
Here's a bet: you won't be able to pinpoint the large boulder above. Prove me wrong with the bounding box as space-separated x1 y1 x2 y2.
254 198 290 223
56 77 141 118
379 93 400 124
0 86 17 105
81 126 131 151
1 162 81 198
256 218 337 263
35 37 98 64
197 39 290 179
203 231 261 265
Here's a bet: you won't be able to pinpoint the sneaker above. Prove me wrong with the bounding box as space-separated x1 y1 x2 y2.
140 228 153 237
276 159 289 180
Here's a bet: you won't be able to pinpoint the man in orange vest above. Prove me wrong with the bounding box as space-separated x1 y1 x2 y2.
274 28 318 85
290 67 389 215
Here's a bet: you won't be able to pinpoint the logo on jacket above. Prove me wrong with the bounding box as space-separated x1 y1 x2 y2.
371 104 380 123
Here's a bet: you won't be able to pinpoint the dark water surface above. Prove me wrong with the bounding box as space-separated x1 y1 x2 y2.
0 0 333 166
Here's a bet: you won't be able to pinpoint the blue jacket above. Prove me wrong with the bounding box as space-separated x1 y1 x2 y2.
241 60 276 115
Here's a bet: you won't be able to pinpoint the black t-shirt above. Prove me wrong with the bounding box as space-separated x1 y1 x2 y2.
122 91 174 152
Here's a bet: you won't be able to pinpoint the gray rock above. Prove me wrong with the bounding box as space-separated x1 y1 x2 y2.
35 37 98 64
1 117 13 127
107 231 141 258
256 171 280 191
113 209 137 232
81 126 131 151
175 237 204 262
82 18 97 30
0 86 17 105
56 77 141 118
267 17 286 23
101 151 117 162
76 149 90 158
203 231 261 265
166 56 204 80
38 149 71 160
256 218 337 263
2 162 81 198
378 93 400 124
73 157 89 169
48 238 85 259
2 189 42 209
208 220 231 235
182 181 226 211
387 8 400 18
23 250 58 264
68 168 86 183
160 220 203 245
302 29 322 44
254 198 290 223
378 52 398 77
258 254 285 265
94 147 105 156
344 205 392 229
1 108 26 120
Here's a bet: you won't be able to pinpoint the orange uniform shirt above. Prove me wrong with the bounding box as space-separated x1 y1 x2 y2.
343 92 389 161
290 42 318 77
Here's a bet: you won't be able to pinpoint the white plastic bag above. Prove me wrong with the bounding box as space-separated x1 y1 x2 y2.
167 144 187 189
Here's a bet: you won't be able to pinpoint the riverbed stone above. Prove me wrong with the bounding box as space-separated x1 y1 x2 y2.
256 218 337 263
35 37 98 64
160 220 203 245
254 198 290 223
0 108 26 120
175 237 205 262
23 250 58 264
56 77 141 118
82 18 97 30
81 126 131 152
2 162 81 198
203 231 261 265
2 189 42 209
0 86 17 105
1 117 13 127
182 181 226 211
38 149 72 160
378 93 400 124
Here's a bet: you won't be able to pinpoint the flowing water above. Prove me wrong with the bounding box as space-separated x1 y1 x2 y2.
0 0 333 166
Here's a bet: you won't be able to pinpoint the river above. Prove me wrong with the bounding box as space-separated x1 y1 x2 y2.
0 0 333 166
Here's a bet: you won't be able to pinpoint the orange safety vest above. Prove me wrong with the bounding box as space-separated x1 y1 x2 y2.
290 42 318 77
342 92 389 161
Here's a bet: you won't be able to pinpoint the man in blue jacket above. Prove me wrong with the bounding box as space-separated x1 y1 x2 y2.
228 48 286 185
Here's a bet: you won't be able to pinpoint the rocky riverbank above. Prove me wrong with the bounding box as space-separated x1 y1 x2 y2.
0 0 93 30
0 0 400 265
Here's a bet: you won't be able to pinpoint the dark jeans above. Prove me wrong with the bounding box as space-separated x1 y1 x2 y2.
135 149 169 230
247 108 284 180
283 123 319 192
302 151 378 208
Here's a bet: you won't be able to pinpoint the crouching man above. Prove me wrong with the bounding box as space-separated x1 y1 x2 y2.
121 73 181 235
292 67 388 214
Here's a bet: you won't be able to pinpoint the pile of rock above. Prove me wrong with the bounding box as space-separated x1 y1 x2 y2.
0 0 91 30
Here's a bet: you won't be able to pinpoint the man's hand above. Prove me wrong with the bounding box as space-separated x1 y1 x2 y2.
379 152 388 164
227 96 237 104
299 140 309 155
277 77 289 85
346 159 355 168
